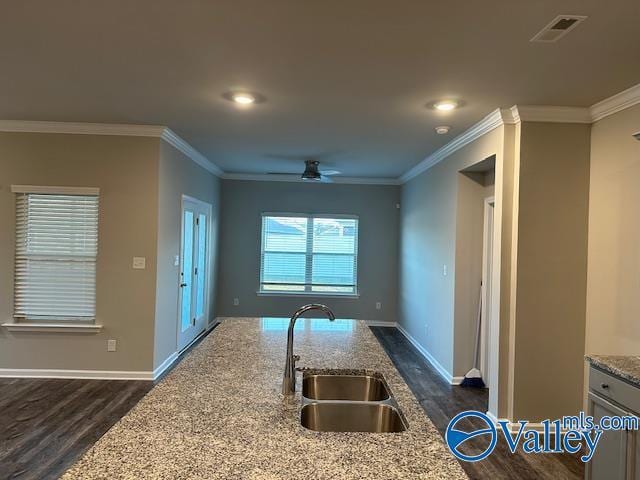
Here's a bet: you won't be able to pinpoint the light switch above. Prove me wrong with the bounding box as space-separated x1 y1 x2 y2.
233 298 240 306
132 257 146 269
174 255 180 266
443 264 448 276
376 302 382 310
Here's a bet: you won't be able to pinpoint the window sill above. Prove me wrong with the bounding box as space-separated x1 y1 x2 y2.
256 290 360 299
1 322 103 333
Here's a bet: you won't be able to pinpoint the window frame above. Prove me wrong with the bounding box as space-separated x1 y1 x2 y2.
258 212 359 298
9 185 100 326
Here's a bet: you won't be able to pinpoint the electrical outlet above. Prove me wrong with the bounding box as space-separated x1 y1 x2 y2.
174 255 180 266
375 302 382 310
233 298 240 306
132 257 146 269
107 339 117 352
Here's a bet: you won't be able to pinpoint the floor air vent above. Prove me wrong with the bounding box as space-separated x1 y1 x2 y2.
530 15 587 43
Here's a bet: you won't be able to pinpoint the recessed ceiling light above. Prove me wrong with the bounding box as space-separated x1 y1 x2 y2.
222 91 265 105
434 100 458 112
231 93 255 104
435 126 450 135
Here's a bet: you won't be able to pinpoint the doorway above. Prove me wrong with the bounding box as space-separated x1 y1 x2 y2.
177 195 212 352
480 196 495 388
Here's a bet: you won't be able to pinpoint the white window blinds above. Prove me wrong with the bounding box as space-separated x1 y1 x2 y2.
14 190 99 321
260 214 358 294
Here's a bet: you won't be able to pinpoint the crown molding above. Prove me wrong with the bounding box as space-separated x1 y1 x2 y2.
0 119 166 137
222 172 401 185
510 105 592 124
160 128 223 176
590 83 640 122
0 120 223 177
400 108 512 183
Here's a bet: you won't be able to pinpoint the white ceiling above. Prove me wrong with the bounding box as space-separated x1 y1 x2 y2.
1 1 638 178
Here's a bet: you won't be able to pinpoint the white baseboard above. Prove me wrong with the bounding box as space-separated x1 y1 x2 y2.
364 320 398 327
152 351 179 380
395 323 461 385
486 410 568 434
0 368 154 380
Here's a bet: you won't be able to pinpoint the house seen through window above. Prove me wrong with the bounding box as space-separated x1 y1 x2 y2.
259 214 358 295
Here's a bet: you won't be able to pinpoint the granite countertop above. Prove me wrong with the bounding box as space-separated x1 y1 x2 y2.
586 354 640 388
62 318 466 479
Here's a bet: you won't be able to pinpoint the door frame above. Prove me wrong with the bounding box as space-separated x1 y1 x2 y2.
480 196 495 389
177 194 213 352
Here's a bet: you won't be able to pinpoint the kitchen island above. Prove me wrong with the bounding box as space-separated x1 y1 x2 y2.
62 318 466 479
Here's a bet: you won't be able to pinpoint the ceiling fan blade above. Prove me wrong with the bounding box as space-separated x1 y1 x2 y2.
319 175 334 183
319 170 340 176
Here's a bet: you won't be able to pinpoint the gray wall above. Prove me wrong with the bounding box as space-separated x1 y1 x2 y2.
216 180 400 321
0 133 160 371
153 141 221 369
399 127 504 378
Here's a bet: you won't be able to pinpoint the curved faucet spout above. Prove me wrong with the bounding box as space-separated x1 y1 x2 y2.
282 304 336 396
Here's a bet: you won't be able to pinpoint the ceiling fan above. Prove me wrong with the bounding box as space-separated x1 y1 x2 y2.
268 159 341 183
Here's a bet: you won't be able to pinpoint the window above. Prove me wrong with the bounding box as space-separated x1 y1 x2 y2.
259 214 358 295
12 186 99 322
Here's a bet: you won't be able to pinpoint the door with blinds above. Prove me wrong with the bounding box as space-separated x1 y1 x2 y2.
177 197 211 351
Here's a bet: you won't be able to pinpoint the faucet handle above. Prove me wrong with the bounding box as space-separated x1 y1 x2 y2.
293 354 300 363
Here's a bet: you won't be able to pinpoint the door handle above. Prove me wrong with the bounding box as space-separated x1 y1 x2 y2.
180 283 188 288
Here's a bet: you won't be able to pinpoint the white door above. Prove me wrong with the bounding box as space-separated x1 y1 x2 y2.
178 197 211 351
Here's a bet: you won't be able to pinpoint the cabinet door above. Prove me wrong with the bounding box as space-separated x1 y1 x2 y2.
587 392 628 480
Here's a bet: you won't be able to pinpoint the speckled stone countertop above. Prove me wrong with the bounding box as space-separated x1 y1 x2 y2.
62 318 466 479
586 355 640 388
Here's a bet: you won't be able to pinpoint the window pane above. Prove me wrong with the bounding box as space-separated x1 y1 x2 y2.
180 210 194 332
262 252 306 284
312 218 357 254
312 254 355 286
14 193 99 320
259 214 358 293
195 214 207 318
263 216 307 252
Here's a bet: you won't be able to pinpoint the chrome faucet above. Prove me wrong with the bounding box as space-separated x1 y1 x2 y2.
282 303 336 396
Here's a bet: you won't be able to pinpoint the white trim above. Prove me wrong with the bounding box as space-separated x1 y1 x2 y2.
398 83 640 183
364 320 398 327
2 322 103 333
0 119 223 177
0 120 164 137
160 129 223 176
487 411 569 435
401 108 512 183
10 185 100 195
511 105 592 124
256 290 360 298
590 83 640 122
395 323 462 385
152 351 179 380
221 172 401 185
0 368 153 380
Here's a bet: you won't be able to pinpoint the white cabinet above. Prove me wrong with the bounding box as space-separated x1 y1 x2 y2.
587 366 639 480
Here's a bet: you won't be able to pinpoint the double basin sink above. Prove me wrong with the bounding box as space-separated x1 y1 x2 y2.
300 371 408 433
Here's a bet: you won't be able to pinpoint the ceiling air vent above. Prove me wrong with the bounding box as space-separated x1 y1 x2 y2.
633 132 640 141
530 15 587 43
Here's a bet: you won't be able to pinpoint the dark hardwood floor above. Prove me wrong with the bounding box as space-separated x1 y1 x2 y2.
0 378 152 480
371 326 584 480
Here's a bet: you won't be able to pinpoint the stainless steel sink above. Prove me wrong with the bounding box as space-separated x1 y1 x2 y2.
301 402 407 433
302 374 390 401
